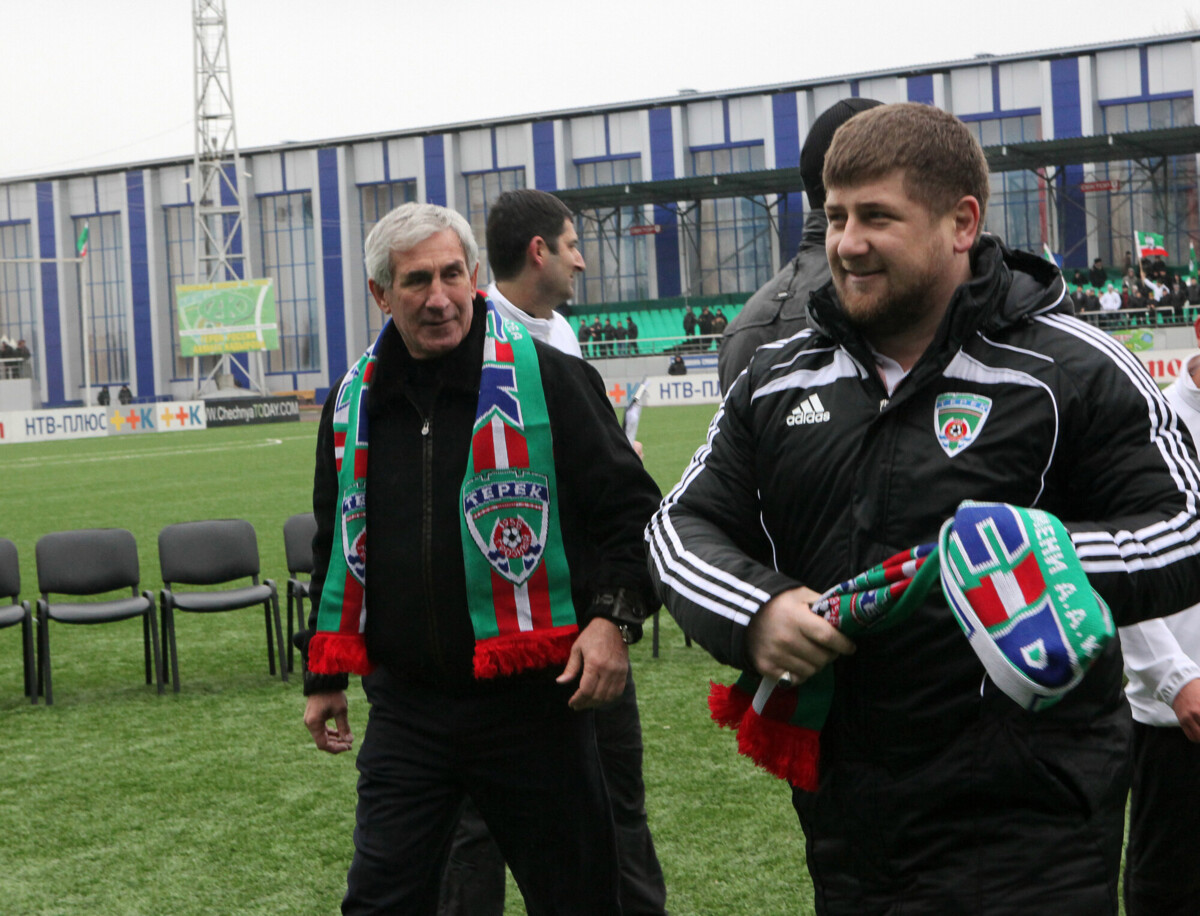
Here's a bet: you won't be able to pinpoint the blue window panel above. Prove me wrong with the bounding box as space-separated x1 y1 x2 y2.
648 108 680 298
771 93 805 258
125 173 155 398
533 121 557 190
574 158 650 304
1050 58 1085 267
318 148 346 382
424 135 447 205
37 182 64 405
907 75 934 105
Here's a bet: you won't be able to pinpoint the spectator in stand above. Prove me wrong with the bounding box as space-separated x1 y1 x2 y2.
1071 269 1088 290
1123 268 1144 306
682 306 696 339
667 354 686 375
1165 280 1187 317
1099 283 1122 311
698 306 713 341
626 317 639 354
117 384 133 405
614 319 627 355
711 309 727 338
602 317 616 357
1188 276 1200 307
0 337 13 378
1089 257 1107 289
1071 285 1089 315
577 318 591 358
590 316 602 354
97 386 111 406
1152 256 1168 281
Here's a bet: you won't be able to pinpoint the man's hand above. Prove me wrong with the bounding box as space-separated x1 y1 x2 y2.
556 618 629 710
746 586 856 684
304 691 354 754
632 440 645 460
1172 678 1200 742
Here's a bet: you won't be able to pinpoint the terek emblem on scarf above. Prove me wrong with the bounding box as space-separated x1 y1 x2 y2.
340 485 368 584
462 469 551 586
934 392 992 457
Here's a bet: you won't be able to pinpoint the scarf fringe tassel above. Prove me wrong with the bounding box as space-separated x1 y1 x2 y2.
708 680 753 727
308 632 374 677
709 680 820 791
473 626 578 679
737 705 820 791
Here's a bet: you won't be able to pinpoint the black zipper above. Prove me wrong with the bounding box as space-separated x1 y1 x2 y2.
407 391 447 676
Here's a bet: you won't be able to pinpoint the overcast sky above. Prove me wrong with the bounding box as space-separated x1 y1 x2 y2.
1 0 1197 180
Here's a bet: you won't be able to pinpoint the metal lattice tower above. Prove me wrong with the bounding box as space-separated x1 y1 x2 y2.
192 0 251 285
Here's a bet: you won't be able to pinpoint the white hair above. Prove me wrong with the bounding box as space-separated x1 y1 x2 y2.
363 202 478 290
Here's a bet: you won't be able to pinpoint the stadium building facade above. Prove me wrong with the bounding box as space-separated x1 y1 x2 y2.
1 31 1198 407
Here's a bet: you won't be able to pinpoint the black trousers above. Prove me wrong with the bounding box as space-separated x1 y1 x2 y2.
344 668 620 916
1124 721 1200 916
438 668 668 915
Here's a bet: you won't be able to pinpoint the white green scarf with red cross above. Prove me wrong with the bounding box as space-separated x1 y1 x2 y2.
307 300 578 679
710 503 1114 791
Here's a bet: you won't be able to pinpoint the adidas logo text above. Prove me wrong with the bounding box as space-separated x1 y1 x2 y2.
786 394 830 426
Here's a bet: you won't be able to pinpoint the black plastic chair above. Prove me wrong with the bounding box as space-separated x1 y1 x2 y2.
282 513 317 673
34 528 162 705
0 538 36 703
158 519 286 690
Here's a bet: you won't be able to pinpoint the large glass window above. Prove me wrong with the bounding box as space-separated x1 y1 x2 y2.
967 115 1045 253
73 213 127 386
360 180 417 342
1094 99 1198 267
162 205 220 380
0 221 38 370
258 192 319 373
574 157 650 304
689 144 772 295
463 168 525 286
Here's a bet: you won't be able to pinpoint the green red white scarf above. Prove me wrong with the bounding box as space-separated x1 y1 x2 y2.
709 502 1114 790
308 300 578 679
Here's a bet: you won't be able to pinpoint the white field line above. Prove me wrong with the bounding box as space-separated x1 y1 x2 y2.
3 434 314 469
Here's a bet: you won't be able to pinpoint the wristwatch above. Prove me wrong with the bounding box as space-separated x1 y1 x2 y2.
590 588 647 646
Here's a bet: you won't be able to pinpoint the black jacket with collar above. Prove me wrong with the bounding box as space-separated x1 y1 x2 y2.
306 293 660 695
647 233 1200 904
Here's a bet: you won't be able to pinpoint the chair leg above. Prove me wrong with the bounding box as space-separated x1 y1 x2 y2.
286 588 295 674
271 593 288 683
22 612 35 704
147 603 164 696
163 604 180 693
143 615 152 685
38 610 52 706
264 602 276 676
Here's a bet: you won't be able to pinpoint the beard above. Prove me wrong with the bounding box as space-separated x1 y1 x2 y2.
833 250 948 341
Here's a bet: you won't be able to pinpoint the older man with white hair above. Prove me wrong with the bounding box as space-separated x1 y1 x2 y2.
298 202 660 914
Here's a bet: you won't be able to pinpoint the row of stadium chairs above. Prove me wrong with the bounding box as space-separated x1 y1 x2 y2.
0 516 319 705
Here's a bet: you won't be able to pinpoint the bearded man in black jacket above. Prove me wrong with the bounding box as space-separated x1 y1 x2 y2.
648 103 1200 915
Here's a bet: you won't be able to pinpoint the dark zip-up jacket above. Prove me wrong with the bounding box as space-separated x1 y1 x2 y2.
646 236 1200 908
307 294 660 695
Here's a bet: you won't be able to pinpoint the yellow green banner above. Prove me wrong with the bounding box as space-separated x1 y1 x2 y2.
175 278 279 356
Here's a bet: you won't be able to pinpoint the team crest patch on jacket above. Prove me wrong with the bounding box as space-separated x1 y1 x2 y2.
462 469 551 585
935 392 992 457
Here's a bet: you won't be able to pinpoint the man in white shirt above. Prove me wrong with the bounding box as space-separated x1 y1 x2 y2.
439 188 667 916
1120 349 1200 916
1099 283 1121 311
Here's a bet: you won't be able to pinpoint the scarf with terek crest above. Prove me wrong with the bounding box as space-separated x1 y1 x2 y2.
307 300 579 679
